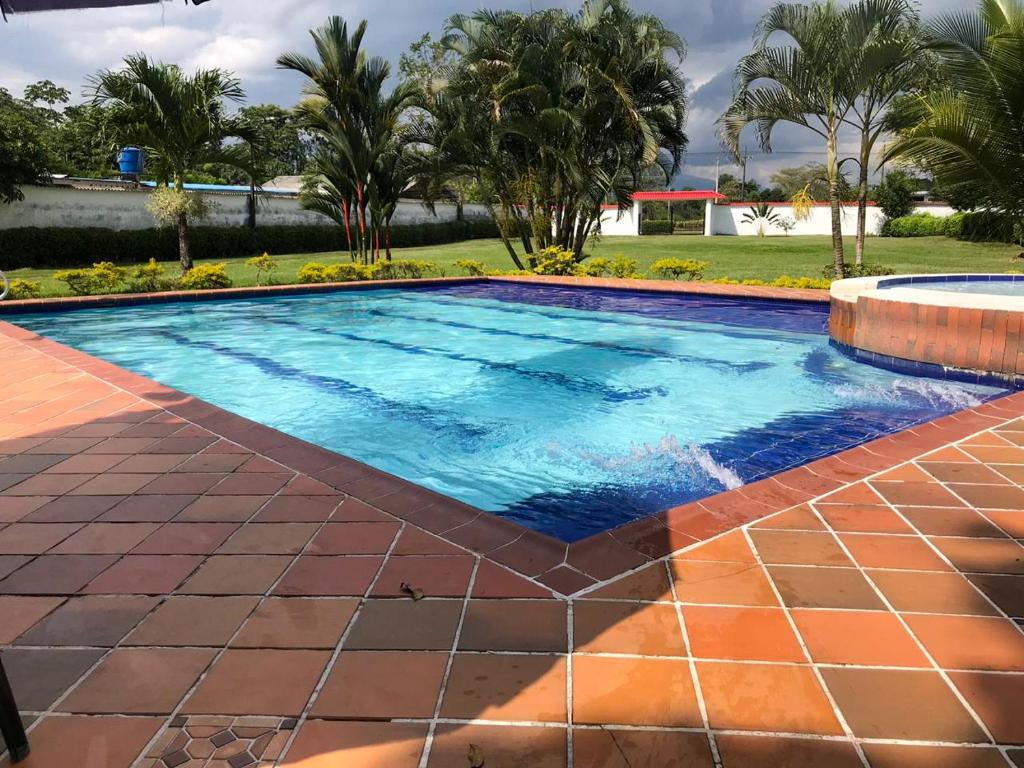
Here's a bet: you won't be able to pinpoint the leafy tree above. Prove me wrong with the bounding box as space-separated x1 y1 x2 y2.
721 0 853 278
415 0 688 266
874 168 916 220
209 104 312 184
54 104 112 176
887 0 1024 229
88 55 255 272
398 33 451 90
0 87 53 204
23 80 70 108
770 163 836 199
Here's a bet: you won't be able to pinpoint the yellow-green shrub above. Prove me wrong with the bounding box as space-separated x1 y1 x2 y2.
529 247 577 276
246 253 278 286
574 257 611 277
370 260 439 280
297 262 334 283
649 258 709 281
6 279 42 300
127 259 169 293
709 275 832 289
332 263 374 281
54 262 127 295
178 263 232 290
608 255 640 279
53 269 94 295
455 259 487 276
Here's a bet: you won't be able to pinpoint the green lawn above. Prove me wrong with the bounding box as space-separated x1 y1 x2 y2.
7 235 1021 298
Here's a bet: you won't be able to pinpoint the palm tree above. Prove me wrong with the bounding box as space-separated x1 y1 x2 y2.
88 55 253 272
279 17 418 264
843 0 928 265
721 1 853 278
886 0 1024 229
418 0 687 265
370 145 417 261
741 202 781 236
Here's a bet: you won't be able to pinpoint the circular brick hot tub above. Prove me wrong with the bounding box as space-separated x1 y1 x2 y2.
829 274 1024 387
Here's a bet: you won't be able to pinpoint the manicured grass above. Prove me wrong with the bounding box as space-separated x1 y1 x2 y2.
6 235 1021 298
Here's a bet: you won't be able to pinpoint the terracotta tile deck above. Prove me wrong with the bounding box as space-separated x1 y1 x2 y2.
2 310 1024 766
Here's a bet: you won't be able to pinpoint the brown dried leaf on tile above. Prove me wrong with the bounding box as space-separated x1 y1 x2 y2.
401 582 425 601
468 743 485 767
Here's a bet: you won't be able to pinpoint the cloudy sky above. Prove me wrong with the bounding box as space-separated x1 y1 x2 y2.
1 0 964 186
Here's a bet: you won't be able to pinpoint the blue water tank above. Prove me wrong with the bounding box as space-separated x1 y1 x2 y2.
117 147 145 177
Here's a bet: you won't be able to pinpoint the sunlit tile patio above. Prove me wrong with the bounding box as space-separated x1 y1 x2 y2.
1 328 1024 768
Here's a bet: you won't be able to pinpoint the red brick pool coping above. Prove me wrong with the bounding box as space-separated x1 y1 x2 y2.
3 274 1022 596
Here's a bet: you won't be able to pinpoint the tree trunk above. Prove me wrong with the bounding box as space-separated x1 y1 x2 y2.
342 197 354 262
177 212 192 273
488 202 526 271
356 185 368 265
385 222 392 261
855 147 869 266
827 131 845 280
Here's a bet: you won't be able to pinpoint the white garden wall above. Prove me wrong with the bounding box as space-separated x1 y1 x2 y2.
597 205 641 236
0 184 490 231
707 202 956 237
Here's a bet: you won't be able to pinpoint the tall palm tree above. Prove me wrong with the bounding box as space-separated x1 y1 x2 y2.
88 54 253 272
721 1 853 278
418 0 687 265
886 0 1024 228
843 0 928 265
279 17 418 264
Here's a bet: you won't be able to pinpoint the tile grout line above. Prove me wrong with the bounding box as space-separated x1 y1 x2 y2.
124 470 328 767
268 515 407 767
416 555 482 768
666 558 722 767
565 597 574 768
864 472 1024 635
798 483 1001 747
738 526 870 768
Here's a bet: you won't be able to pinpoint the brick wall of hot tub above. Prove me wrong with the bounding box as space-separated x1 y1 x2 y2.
830 295 1024 378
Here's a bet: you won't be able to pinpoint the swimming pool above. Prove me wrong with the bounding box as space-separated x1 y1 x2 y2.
878 275 1024 296
8 282 1007 541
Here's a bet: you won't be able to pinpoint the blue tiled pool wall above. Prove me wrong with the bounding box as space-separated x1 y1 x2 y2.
879 274 1024 288
830 340 1023 391
427 282 831 334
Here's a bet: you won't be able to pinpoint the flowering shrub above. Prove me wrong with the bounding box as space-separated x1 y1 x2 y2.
574 257 611 277
128 259 170 293
608 255 640 279
528 247 577 276
649 258 709 281
6 279 42 300
246 253 278 286
178 263 232 290
296 262 334 283
53 269 94 295
455 259 487 276
371 260 440 280
710 275 832 289
54 262 127 295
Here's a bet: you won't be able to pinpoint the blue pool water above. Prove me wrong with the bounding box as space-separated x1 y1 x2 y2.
879 275 1024 296
8 283 1008 541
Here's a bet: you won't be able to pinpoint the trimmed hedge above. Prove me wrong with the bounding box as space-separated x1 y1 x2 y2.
955 210 1016 243
882 213 961 238
0 219 499 270
882 210 1021 243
